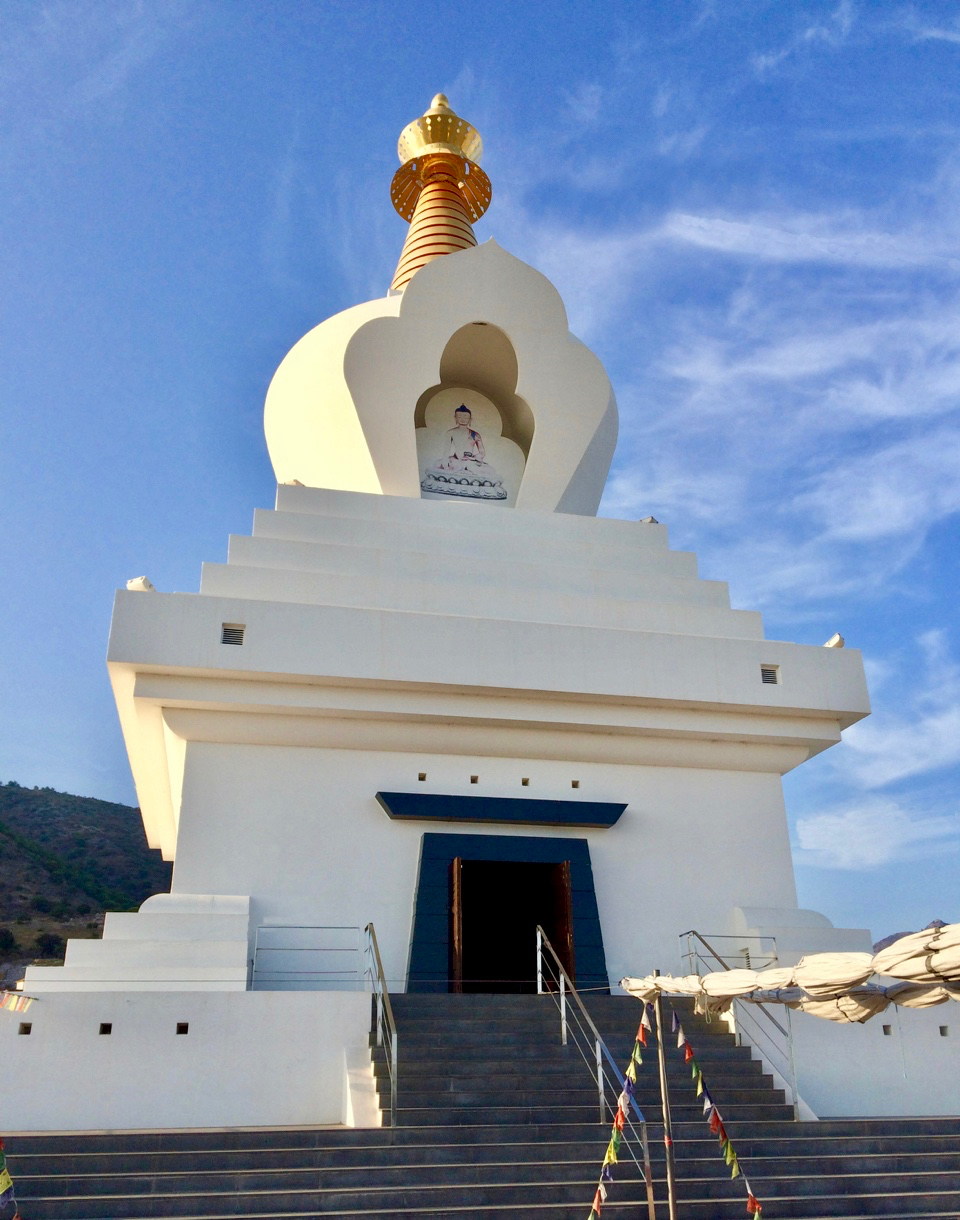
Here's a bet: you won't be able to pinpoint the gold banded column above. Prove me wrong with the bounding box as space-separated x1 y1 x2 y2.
389 94 491 292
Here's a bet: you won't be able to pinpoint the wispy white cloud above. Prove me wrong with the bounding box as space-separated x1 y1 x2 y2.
795 428 960 542
657 127 710 160
794 796 960 869
72 4 181 105
903 10 960 46
0 0 187 112
752 0 857 75
841 632 960 786
913 26 960 45
660 211 960 270
565 82 603 125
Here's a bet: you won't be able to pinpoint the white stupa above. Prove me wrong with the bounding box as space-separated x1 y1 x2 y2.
7 95 952 1131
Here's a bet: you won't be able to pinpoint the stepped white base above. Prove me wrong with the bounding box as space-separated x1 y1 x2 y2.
24 894 252 993
1 990 373 1131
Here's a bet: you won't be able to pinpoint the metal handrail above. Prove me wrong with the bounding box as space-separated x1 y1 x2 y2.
364 922 398 1130
680 927 802 1118
252 924 362 989
680 928 788 1035
536 927 656 1220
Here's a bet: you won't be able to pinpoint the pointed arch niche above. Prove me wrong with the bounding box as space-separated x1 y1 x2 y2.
414 323 534 508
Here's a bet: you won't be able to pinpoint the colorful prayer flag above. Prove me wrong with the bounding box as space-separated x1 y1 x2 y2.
709 1109 721 1135
0 1169 12 1195
684 1042 694 1063
696 1071 704 1097
724 1139 736 1166
0 991 33 1013
701 1086 713 1112
630 1043 643 1066
636 1022 646 1047
670 1010 680 1033
730 1154 741 1179
614 1106 626 1132
625 1060 637 1083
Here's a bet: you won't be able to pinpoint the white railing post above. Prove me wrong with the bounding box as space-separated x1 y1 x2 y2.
390 1027 398 1130
536 926 543 995
560 973 567 1045
595 1038 605 1123
786 1004 800 1120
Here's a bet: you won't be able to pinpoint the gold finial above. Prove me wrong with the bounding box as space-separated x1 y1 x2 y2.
390 95 491 225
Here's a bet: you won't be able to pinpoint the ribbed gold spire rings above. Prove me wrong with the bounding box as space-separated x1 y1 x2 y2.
389 94 491 292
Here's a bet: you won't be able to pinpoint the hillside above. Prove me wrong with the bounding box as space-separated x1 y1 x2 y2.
0 780 172 974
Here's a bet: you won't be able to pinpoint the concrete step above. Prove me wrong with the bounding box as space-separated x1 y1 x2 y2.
395 1102 796 1125
9 990 960 1220
389 1087 785 1109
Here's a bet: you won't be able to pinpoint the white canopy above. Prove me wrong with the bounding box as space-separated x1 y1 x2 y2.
620 922 960 1023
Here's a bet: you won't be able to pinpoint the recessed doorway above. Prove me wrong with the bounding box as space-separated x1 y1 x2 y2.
451 858 574 993
407 832 609 994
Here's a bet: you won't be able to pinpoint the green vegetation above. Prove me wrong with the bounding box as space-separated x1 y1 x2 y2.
0 780 172 967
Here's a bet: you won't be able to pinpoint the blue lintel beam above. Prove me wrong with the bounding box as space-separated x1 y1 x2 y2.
375 791 626 828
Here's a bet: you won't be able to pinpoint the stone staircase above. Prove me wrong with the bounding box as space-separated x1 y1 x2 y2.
6 993 960 1218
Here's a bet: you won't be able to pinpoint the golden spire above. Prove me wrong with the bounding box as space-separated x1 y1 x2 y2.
389 94 492 292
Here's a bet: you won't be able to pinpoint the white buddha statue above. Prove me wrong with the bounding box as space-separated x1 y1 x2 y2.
420 405 507 500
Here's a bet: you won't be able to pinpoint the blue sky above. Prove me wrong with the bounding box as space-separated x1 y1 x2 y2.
2 1 959 942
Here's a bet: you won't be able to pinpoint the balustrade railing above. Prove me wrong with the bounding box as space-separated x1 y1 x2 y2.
536 926 656 1220
364 922 398 1130
679 928 808 1120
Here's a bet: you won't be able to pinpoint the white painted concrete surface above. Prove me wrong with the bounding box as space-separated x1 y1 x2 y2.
791 1006 960 1117
1 991 371 1131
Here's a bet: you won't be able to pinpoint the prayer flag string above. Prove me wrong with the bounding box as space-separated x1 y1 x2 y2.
586 1008 652 1218
670 1008 763 1216
0 992 33 1014
0 1137 23 1220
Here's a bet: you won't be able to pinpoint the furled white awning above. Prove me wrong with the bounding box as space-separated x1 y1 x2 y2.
621 922 960 1023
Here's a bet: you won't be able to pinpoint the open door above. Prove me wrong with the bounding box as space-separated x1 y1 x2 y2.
450 856 463 994
552 860 576 982
449 856 575 993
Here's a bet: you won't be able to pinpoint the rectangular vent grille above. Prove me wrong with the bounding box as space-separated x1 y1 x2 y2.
761 665 779 684
221 624 245 646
